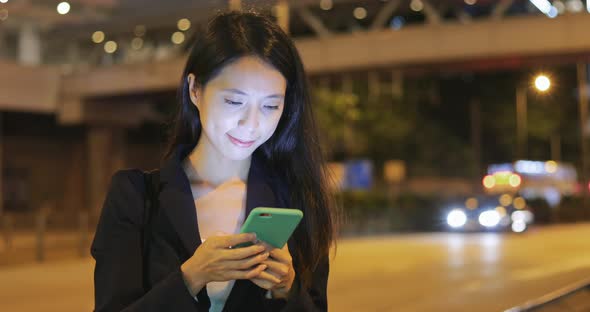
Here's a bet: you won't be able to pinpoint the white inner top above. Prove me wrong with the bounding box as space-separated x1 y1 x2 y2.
190 177 247 312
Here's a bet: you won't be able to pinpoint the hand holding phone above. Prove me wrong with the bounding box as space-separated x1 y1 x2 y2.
180 233 268 296
249 242 295 298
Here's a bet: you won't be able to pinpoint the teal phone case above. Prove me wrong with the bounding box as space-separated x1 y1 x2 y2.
236 207 303 249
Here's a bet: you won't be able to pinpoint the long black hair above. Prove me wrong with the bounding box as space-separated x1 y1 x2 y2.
164 11 338 287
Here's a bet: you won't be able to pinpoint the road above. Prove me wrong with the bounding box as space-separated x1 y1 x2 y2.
1 224 589 311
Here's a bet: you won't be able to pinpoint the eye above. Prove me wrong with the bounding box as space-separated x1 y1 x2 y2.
263 100 283 110
224 99 243 106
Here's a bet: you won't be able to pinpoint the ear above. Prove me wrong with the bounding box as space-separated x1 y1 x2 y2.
187 73 202 111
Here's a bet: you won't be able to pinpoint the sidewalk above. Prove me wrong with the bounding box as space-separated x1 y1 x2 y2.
0 230 93 267
0 257 95 311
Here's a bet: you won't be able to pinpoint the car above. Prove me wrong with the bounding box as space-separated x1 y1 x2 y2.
443 194 534 233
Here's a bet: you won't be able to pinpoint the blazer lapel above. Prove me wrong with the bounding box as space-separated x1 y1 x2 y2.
159 144 201 256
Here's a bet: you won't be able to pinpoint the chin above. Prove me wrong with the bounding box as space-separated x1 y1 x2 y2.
222 147 257 161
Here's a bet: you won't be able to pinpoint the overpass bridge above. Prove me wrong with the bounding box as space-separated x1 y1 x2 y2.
1 12 589 123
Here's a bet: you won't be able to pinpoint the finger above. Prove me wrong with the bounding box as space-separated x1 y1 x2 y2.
222 243 266 260
249 277 274 290
246 264 268 279
262 259 290 277
256 270 282 285
269 248 292 265
219 233 257 248
225 251 270 270
227 264 267 280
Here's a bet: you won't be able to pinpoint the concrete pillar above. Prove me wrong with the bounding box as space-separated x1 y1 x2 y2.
368 71 380 102
63 141 87 215
78 210 89 257
0 29 7 59
0 113 3 219
87 126 126 218
0 112 5 251
18 23 42 66
342 74 353 94
66 42 81 72
577 63 589 217
0 112 10 250
391 70 403 98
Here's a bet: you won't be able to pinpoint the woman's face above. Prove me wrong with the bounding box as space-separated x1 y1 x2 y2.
188 56 286 161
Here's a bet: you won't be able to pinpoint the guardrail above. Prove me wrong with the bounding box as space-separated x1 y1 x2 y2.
1 208 91 264
505 277 590 311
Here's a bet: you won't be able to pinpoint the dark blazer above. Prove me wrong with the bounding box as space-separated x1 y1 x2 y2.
91 145 329 312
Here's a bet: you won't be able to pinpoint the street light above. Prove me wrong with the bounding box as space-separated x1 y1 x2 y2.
534 74 551 92
516 74 552 160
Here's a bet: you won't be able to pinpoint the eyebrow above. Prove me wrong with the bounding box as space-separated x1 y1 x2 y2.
222 88 284 99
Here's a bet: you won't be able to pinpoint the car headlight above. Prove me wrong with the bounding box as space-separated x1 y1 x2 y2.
511 210 534 224
511 220 527 233
447 209 467 228
479 210 500 227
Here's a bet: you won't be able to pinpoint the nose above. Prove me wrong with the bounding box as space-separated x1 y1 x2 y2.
238 105 260 132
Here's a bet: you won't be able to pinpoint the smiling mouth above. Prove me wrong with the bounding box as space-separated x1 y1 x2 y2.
227 134 256 148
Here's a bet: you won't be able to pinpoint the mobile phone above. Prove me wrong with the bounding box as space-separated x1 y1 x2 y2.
234 207 303 249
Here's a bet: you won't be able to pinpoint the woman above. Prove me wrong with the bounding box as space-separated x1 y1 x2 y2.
91 11 338 312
